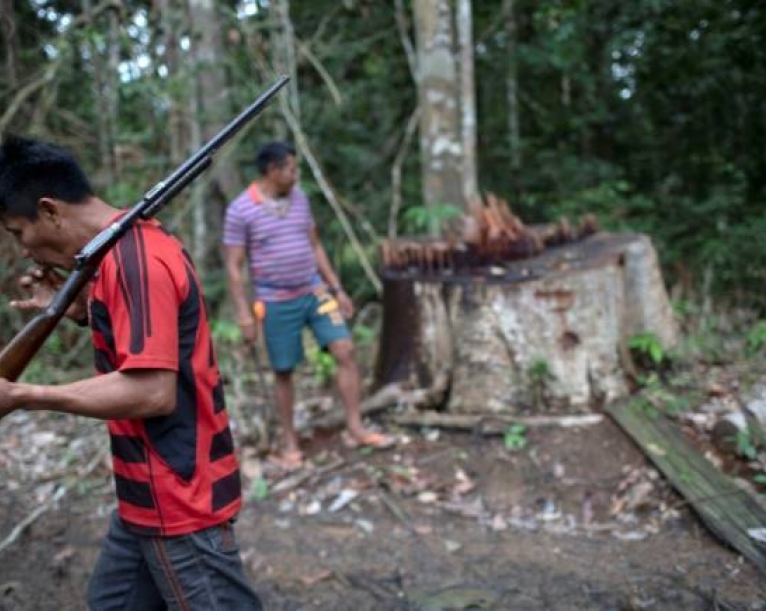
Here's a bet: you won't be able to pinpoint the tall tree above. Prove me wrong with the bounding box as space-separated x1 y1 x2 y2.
503 0 521 171
456 0 478 204
272 0 301 131
412 0 477 229
0 0 19 89
81 0 120 185
186 0 240 271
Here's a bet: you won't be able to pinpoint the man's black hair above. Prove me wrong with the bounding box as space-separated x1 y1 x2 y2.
0 135 94 219
255 141 296 176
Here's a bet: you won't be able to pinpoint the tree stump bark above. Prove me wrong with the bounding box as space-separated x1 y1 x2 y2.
375 232 677 412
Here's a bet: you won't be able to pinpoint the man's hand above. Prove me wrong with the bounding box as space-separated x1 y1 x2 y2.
10 267 88 322
10 266 59 311
336 290 354 319
239 319 259 345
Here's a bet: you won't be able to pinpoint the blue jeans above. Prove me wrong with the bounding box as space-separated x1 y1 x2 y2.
87 511 262 610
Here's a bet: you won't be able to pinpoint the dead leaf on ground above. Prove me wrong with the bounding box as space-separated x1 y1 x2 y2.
300 569 333 587
413 523 433 535
707 382 728 398
53 546 76 564
452 468 475 497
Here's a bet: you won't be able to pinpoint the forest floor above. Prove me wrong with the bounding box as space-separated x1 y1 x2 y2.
2 311 766 610
0 400 765 610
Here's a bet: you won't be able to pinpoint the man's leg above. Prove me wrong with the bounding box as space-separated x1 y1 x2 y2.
140 521 262 610
261 297 307 466
273 369 302 462
310 290 394 448
327 338 394 447
87 511 165 611
327 338 365 435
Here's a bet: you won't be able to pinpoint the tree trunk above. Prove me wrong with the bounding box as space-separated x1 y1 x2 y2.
0 0 19 89
157 0 185 166
268 0 295 141
456 0 477 204
502 0 521 171
82 0 118 187
412 0 465 229
376 232 678 411
106 9 120 176
186 0 241 271
186 0 206 272
273 0 301 128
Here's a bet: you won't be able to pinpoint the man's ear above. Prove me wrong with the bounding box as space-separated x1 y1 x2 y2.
38 198 62 227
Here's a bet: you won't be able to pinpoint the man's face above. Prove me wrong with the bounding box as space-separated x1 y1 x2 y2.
269 155 298 196
1 207 76 270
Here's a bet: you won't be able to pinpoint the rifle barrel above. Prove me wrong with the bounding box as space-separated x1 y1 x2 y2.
0 76 289 382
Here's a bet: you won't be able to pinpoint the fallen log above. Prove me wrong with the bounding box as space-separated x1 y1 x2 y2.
608 401 766 576
308 377 448 431
388 410 604 434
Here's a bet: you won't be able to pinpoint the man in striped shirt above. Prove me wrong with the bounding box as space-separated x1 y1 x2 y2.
224 142 393 470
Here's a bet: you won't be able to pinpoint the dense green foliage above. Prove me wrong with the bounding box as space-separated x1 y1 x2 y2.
2 0 766 341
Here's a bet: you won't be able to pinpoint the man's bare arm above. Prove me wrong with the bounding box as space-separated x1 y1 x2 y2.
224 245 254 324
0 369 177 420
309 227 354 317
309 227 341 290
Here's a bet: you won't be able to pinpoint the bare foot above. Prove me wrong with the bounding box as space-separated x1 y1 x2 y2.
342 429 396 450
268 449 304 472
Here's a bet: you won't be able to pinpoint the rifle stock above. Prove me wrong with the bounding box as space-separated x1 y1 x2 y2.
0 76 289 382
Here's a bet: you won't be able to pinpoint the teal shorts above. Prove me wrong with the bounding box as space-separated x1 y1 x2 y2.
258 290 350 373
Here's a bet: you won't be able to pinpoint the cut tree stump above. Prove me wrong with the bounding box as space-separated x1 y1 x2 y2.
375 232 677 411
609 401 766 576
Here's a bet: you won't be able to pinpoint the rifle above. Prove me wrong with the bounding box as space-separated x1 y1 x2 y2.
0 76 289 382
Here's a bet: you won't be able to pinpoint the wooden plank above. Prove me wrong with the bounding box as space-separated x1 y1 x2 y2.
608 401 766 575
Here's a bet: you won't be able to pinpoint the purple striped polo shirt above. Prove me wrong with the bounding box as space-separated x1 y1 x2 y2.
223 183 321 302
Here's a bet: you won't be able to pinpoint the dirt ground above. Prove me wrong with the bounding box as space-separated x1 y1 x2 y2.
0 408 764 611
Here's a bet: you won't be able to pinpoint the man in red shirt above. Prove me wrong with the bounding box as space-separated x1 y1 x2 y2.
0 136 262 609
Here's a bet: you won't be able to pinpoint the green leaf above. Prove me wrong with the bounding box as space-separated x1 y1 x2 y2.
504 424 528 451
649 342 664 364
251 477 269 502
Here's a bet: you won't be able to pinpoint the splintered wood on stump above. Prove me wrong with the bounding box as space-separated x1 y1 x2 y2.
375 231 678 412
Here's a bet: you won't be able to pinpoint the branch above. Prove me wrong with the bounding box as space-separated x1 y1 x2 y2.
280 100 383 295
394 0 418 83
0 486 66 555
309 380 448 431
336 193 380 245
389 106 420 238
306 4 343 46
0 445 107 555
295 37 342 107
271 457 346 495
0 65 57 134
389 411 604 433
70 0 123 28
0 0 123 133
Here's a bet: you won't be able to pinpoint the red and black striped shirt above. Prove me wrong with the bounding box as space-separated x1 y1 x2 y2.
89 216 241 535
